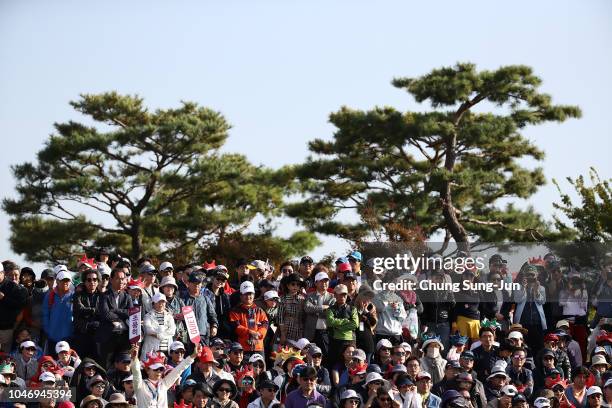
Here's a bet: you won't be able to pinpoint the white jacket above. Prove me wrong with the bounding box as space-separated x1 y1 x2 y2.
247 396 280 408
131 355 194 408
142 310 176 355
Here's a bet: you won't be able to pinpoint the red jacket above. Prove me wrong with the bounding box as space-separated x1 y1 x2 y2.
228 303 269 352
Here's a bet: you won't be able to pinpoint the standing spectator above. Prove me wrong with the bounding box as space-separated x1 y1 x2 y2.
73 268 102 360
560 272 589 360
138 264 158 314
354 291 377 364
232 259 252 291
278 274 306 346
372 282 407 345
96 268 133 369
454 270 482 341
42 270 74 353
304 271 335 359
203 267 233 340
514 265 547 352
0 262 27 352
418 271 455 351
297 257 315 286
229 281 269 357
142 292 176 355
327 284 359 369
181 272 218 347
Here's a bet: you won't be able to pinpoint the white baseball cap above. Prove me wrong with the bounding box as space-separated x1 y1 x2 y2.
264 290 280 301
148 363 164 370
53 264 68 275
249 354 265 363
240 281 255 294
55 341 70 354
152 292 167 303
586 386 603 397
376 339 393 350
169 341 185 351
39 372 56 383
290 338 310 350
400 342 412 353
556 320 570 329
98 263 112 276
508 331 523 340
534 397 551 408
159 261 174 271
20 340 36 349
56 271 71 281
314 272 329 282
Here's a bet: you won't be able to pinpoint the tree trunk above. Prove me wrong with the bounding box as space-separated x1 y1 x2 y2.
131 218 143 261
441 128 470 253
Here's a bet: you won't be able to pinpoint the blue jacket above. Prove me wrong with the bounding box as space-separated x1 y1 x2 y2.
424 393 441 408
180 293 218 343
42 289 74 342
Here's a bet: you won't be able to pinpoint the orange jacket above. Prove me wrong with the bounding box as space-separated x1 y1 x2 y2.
228 303 269 352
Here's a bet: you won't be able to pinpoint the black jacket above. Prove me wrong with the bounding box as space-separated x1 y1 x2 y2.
95 288 133 342
73 289 101 335
0 280 27 330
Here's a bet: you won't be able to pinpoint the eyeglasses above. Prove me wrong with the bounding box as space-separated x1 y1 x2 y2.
512 356 526 360
86 278 98 282
218 388 232 393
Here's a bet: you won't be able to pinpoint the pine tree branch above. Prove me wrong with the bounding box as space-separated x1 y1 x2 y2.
460 217 544 240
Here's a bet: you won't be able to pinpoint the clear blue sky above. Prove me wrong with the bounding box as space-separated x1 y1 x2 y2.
1 0 610 271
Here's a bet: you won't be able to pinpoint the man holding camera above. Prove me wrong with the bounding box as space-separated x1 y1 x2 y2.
513 265 547 352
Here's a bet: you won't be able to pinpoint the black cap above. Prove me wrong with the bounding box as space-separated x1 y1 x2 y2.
300 256 314 265
114 353 131 363
512 394 527 404
139 264 157 275
343 272 357 280
258 380 279 391
188 273 204 283
229 342 243 352
41 269 56 279
235 258 249 268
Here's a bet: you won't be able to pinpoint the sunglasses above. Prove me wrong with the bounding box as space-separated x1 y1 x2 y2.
152 367 165 372
393 352 406 356
218 388 232 393
242 379 254 385
252 362 265 368
25 347 36 352
93 383 106 389
86 278 99 282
